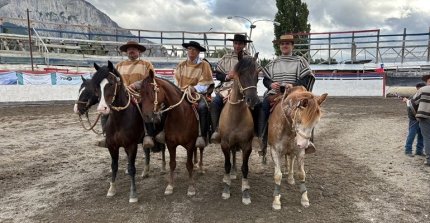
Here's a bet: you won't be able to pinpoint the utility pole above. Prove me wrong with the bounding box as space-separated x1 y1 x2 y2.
26 9 34 71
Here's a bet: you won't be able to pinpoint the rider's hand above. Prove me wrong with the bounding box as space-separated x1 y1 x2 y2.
271 82 280 91
226 71 235 81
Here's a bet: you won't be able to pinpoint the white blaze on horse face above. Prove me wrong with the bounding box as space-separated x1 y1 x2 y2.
97 79 110 114
73 86 86 114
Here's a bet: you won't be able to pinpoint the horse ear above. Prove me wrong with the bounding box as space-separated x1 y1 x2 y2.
253 52 259 61
81 75 86 82
317 93 328 105
94 63 100 70
108 60 114 71
149 69 155 79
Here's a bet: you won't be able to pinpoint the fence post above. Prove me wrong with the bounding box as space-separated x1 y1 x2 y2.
401 28 406 64
427 27 430 62
328 33 331 65
351 32 356 63
376 29 380 64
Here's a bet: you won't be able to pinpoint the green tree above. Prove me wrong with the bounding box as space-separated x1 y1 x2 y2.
274 0 311 57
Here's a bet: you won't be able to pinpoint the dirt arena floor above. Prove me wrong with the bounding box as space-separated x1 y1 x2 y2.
0 97 429 223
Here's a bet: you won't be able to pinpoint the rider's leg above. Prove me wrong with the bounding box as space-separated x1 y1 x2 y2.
258 96 270 155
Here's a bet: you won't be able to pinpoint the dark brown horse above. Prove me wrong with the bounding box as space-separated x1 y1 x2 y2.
73 68 166 178
92 61 155 203
218 55 260 205
140 70 202 196
268 85 327 210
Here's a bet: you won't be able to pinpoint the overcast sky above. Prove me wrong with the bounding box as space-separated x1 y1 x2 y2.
86 0 430 59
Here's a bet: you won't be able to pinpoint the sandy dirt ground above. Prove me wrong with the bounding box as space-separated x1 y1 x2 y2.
0 97 429 223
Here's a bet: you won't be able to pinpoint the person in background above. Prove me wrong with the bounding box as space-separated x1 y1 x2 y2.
403 82 426 157
411 74 430 166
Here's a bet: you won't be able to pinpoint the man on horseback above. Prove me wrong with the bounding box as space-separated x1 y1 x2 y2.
174 41 214 146
258 34 315 155
210 34 254 143
99 41 164 152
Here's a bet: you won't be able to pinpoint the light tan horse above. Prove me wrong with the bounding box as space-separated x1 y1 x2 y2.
268 85 327 210
218 56 260 205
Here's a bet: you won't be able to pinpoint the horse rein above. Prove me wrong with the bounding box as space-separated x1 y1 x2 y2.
281 97 312 140
227 78 257 105
150 78 200 116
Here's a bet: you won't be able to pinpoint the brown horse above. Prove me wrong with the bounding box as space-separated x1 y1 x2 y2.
218 55 260 205
140 70 202 196
92 61 150 203
268 85 327 210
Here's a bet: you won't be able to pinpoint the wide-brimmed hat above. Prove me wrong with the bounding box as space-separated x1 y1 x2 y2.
227 34 252 43
182 41 206 52
422 74 430 82
272 34 295 44
119 41 146 52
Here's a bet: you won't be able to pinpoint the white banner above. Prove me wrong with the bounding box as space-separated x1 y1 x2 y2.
21 73 52 85
55 73 91 85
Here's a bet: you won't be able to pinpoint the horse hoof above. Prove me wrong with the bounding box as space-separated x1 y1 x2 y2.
155 131 165 144
143 136 155 149
287 178 295 185
195 137 206 148
230 173 237 180
129 197 138 203
187 187 196 196
164 185 174 195
210 133 220 144
222 192 230 200
301 201 310 208
242 197 251 205
272 203 281 210
141 172 149 178
107 183 116 197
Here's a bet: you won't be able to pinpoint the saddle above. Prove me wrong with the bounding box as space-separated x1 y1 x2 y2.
268 93 283 113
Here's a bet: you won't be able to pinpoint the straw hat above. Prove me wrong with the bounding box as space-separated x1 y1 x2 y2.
272 34 295 44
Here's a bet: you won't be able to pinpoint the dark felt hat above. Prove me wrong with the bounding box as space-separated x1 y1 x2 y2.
119 41 146 52
182 41 206 52
227 34 252 43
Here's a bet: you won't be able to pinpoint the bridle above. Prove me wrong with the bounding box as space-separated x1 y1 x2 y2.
104 72 131 111
227 77 257 105
280 96 313 140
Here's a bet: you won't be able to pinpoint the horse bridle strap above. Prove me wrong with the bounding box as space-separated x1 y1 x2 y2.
281 97 312 140
228 79 257 105
107 72 132 111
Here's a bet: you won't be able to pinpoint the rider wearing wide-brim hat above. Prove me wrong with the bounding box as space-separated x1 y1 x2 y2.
119 40 147 53
209 33 255 143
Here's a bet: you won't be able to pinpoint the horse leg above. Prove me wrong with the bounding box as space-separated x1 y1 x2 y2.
107 147 119 198
270 146 283 210
186 145 196 196
126 145 138 203
286 154 295 185
161 146 166 174
141 147 150 178
165 144 176 195
193 148 198 167
221 146 232 200
296 150 309 208
230 149 237 179
198 147 205 173
241 145 252 205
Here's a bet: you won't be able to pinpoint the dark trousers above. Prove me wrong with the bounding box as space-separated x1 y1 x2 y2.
198 97 210 138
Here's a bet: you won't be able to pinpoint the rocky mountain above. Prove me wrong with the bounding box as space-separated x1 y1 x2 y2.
0 0 135 41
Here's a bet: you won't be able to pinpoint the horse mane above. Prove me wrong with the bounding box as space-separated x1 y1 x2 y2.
234 56 257 77
288 88 322 127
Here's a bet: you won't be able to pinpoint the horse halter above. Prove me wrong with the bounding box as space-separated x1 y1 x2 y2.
281 98 312 140
228 78 257 104
105 72 131 111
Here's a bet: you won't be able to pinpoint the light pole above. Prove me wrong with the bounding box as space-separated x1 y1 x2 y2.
227 16 280 41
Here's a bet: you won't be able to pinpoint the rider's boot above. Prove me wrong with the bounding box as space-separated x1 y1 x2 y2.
210 103 221 144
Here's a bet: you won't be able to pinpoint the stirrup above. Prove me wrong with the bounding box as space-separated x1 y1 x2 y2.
196 136 206 148
305 142 316 154
143 136 155 149
155 131 165 144
210 131 220 144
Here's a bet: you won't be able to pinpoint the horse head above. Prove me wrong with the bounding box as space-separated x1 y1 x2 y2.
232 54 260 109
74 75 99 115
140 69 164 123
283 87 328 149
94 61 124 115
